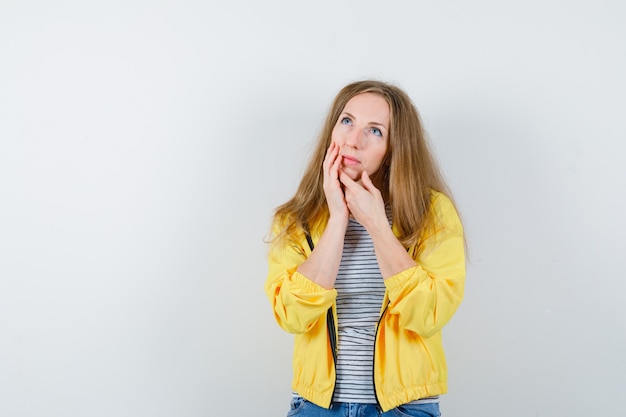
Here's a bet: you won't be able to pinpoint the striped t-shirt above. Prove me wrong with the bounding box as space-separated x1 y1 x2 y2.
333 210 439 406
333 214 387 403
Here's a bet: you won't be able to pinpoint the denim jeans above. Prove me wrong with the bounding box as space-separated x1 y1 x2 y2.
286 397 441 417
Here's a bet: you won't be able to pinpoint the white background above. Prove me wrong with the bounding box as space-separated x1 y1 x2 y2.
1 1 625 416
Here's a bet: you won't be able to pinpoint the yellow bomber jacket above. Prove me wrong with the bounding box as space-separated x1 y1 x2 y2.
264 191 465 412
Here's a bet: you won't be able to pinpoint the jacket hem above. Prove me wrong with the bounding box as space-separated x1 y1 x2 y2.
292 382 334 409
378 382 447 412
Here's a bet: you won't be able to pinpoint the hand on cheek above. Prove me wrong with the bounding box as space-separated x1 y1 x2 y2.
323 142 349 221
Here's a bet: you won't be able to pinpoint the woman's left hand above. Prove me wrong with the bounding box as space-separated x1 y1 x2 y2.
339 170 388 232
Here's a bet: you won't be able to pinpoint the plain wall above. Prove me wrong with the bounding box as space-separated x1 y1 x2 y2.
1 1 625 416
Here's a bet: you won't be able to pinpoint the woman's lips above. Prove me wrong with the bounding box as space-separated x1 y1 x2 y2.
341 155 360 166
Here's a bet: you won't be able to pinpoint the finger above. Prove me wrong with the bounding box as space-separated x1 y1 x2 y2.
323 143 333 164
360 170 372 189
361 171 380 195
332 153 342 173
323 144 339 174
331 144 340 164
359 171 380 194
339 171 357 189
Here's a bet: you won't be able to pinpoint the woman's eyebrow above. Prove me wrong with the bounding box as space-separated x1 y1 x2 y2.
340 112 388 129
369 121 387 129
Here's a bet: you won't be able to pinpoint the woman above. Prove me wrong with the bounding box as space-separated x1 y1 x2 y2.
265 80 465 417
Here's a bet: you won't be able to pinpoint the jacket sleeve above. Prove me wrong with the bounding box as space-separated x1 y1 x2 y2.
264 223 337 334
384 192 466 338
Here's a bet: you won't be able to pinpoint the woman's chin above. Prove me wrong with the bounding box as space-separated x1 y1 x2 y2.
341 166 363 180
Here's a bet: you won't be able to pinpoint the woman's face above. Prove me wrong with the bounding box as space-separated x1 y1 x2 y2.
331 92 390 183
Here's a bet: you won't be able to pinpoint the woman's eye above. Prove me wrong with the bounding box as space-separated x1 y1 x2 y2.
340 117 352 125
369 127 382 137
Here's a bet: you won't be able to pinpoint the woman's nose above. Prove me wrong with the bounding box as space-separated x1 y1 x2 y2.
345 128 362 148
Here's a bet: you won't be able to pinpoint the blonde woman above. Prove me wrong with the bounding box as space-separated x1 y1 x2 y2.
265 80 465 417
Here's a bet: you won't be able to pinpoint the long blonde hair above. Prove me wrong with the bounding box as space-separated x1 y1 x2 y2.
272 80 453 248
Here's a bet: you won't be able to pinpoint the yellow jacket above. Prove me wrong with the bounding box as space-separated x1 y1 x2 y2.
265 191 465 412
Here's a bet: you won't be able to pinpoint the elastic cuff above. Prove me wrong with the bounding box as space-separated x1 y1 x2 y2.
290 271 337 295
384 265 419 291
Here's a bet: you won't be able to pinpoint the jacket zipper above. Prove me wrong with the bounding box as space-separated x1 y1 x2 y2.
327 306 338 407
304 225 337 409
372 301 389 411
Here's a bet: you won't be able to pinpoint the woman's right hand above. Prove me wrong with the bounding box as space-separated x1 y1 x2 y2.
295 142 348 289
322 142 349 222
